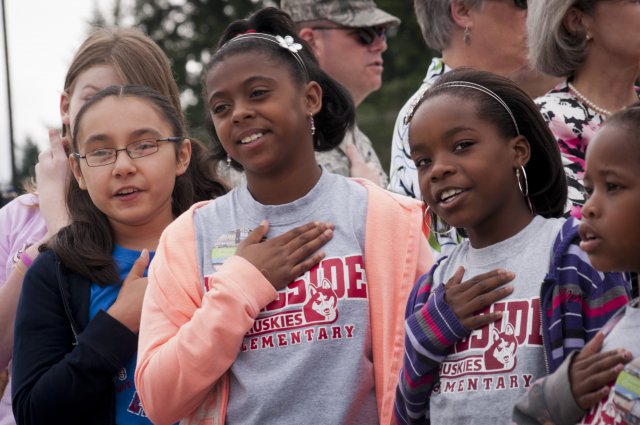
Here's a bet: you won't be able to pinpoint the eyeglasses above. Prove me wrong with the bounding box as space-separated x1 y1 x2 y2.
311 25 386 46
73 137 182 167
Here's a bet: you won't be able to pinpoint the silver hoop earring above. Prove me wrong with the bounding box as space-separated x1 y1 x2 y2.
463 25 471 46
515 165 529 197
422 200 455 237
226 154 232 167
516 166 534 214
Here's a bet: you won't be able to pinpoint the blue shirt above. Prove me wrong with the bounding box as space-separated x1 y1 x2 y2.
89 245 155 425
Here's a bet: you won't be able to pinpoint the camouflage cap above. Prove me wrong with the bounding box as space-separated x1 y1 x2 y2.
280 0 400 28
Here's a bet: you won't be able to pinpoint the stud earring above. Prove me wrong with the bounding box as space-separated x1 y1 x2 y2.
586 33 592 41
309 114 316 136
463 25 471 46
226 154 232 167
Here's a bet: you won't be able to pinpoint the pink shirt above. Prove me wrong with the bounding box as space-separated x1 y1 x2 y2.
0 194 47 425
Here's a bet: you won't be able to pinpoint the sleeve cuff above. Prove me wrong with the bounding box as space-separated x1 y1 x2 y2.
80 310 138 369
208 255 277 315
544 351 586 425
406 284 469 355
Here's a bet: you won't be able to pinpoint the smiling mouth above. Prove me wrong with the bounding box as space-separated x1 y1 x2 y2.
439 188 465 203
240 132 264 144
116 188 140 196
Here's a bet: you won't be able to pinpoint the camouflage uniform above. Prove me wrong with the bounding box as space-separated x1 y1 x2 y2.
281 0 400 28
278 0 399 187
315 124 388 187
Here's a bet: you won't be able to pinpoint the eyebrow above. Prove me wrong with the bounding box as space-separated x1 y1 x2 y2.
78 84 104 93
599 168 628 179
208 75 278 102
411 126 477 154
442 126 476 139
81 128 163 147
587 167 634 182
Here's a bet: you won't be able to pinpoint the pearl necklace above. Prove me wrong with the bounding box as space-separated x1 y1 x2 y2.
567 82 612 117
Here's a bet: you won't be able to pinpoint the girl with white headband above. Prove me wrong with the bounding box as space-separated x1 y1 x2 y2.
394 68 630 425
134 7 433 425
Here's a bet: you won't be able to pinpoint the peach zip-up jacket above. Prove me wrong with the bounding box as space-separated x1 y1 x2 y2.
135 180 433 425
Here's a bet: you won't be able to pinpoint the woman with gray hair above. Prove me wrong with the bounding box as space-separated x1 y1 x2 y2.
528 0 640 218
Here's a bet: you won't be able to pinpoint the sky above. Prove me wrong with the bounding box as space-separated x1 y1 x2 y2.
0 0 119 187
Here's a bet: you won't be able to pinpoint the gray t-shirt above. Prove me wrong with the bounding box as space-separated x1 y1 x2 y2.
193 170 378 425
430 216 565 425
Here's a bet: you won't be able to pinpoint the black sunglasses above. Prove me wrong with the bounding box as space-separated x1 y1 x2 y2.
513 0 527 9
311 25 386 46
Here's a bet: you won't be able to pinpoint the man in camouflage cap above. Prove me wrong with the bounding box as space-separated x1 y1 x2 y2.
280 0 399 187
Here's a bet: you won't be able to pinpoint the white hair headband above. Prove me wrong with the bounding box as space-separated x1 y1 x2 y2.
404 80 520 136
220 32 308 77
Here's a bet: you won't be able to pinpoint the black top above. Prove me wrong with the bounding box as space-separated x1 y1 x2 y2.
11 249 137 425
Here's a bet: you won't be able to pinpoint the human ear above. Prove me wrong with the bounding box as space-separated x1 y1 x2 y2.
451 0 473 30
304 81 323 116
563 7 590 38
299 27 320 56
69 154 86 190
60 92 71 130
511 135 531 168
175 138 192 177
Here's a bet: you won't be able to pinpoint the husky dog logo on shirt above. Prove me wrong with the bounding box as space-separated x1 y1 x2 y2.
303 279 339 323
483 323 518 371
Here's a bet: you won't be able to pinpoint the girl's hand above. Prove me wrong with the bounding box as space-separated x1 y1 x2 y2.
236 220 334 291
36 129 71 237
443 267 515 330
570 331 632 410
107 249 150 333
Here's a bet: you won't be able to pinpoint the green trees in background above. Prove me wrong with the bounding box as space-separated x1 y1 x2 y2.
110 0 436 170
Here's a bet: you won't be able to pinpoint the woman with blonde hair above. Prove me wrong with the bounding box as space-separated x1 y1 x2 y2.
528 0 640 217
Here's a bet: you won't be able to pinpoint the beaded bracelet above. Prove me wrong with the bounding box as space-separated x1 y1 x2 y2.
14 261 27 277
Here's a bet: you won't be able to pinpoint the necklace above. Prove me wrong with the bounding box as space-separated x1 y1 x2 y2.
567 82 612 117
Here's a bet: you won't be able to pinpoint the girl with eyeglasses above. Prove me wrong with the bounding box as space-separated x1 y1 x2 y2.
513 104 640 425
10 85 195 425
0 27 225 425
